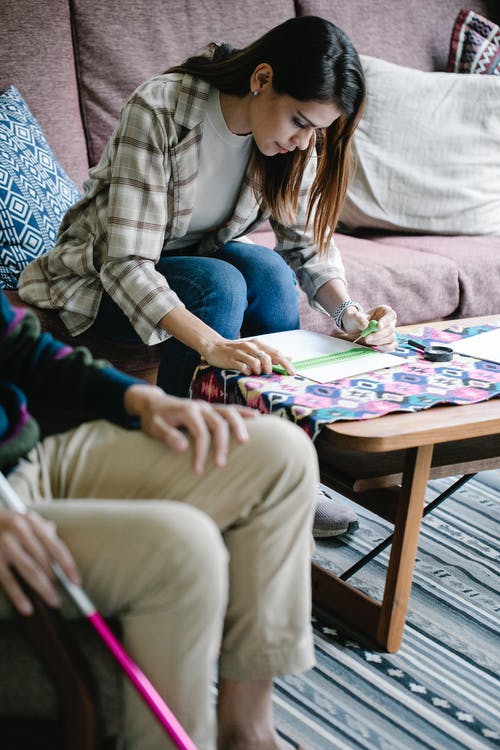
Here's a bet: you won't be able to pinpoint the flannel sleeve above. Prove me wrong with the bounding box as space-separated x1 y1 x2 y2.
99 94 185 344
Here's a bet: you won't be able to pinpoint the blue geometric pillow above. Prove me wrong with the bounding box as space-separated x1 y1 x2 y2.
0 86 81 289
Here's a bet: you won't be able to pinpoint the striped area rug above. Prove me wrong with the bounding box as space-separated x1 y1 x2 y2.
274 470 500 749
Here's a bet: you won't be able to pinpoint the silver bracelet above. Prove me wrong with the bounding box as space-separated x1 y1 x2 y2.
332 300 363 331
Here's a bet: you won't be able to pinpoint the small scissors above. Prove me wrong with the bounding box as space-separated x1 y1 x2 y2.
406 339 454 362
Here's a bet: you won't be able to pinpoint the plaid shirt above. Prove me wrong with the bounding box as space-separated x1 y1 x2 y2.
19 73 346 345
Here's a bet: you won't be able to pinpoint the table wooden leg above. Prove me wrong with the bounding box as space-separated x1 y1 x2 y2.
377 444 433 651
312 443 434 652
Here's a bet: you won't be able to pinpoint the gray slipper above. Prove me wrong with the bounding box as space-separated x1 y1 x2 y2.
313 485 359 539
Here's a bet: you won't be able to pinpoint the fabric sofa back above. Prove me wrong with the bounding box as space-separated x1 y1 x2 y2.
2 0 497 189
69 0 295 168
296 0 499 72
0 0 89 187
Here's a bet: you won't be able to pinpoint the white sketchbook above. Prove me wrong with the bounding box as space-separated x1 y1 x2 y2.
451 328 500 365
251 329 402 383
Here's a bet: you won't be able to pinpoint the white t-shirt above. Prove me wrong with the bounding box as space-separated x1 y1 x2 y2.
165 86 253 251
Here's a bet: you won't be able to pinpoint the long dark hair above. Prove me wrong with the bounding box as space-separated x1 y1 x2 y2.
167 16 365 254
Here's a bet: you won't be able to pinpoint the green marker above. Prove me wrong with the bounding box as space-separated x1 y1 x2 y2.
353 319 378 343
360 319 378 337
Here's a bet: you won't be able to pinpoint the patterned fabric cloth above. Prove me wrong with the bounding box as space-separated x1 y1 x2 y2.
447 8 500 75
18 64 346 345
191 324 500 439
0 290 141 472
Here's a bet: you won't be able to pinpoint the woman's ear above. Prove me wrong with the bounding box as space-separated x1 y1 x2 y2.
250 63 274 94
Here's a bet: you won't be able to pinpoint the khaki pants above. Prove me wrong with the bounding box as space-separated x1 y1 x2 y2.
1 415 317 750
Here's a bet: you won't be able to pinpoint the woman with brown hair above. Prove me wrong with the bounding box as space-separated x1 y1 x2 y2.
19 15 396 534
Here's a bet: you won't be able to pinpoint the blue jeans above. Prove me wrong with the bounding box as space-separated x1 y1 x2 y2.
92 241 300 396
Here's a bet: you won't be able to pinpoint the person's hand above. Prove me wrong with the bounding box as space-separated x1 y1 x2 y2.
201 338 296 377
341 305 397 351
124 385 259 474
0 508 80 616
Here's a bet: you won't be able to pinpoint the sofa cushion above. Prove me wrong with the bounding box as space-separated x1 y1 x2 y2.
0 87 81 290
0 0 89 188
338 55 500 237
448 7 500 74
250 229 460 327
330 234 460 326
296 0 499 71
371 234 500 318
70 0 296 165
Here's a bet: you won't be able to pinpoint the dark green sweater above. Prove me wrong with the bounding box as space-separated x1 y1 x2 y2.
0 291 142 472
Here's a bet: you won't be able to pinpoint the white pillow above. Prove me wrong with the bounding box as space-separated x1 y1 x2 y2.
339 56 500 236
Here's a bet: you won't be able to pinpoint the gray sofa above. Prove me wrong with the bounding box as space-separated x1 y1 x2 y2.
1 1 499 747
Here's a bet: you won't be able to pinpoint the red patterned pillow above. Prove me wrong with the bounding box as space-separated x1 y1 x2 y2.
447 8 500 74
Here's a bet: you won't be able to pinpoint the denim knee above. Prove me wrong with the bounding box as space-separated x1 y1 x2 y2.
156 255 248 338
198 262 248 332
217 241 300 333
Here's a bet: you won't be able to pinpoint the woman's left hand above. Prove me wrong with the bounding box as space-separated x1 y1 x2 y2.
342 305 397 351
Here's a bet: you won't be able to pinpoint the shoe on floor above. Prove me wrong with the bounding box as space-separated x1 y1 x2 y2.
313 486 359 539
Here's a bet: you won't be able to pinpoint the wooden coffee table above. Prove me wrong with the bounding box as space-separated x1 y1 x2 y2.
311 316 500 652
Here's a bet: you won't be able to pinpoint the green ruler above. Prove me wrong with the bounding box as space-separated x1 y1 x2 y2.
272 346 375 375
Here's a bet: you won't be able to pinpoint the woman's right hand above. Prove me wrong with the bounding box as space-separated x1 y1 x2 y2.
201 337 295 377
0 508 80 616
160 307 295 376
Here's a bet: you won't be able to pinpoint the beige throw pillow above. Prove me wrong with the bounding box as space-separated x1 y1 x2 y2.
339 56 500 236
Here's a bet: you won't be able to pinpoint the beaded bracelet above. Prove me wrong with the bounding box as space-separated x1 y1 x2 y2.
332 300 363 331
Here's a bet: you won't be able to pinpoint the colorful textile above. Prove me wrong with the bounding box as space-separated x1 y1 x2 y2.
191 324 500 439
447 8 500 75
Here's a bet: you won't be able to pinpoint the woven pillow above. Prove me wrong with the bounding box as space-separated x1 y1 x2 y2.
447 8 500 75
339 55 500 236
0 86 81 289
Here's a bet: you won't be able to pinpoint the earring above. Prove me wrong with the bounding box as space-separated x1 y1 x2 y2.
252 90 259 96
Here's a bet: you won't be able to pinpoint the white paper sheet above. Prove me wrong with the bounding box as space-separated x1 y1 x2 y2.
249 329 402 383
451 328 500 364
